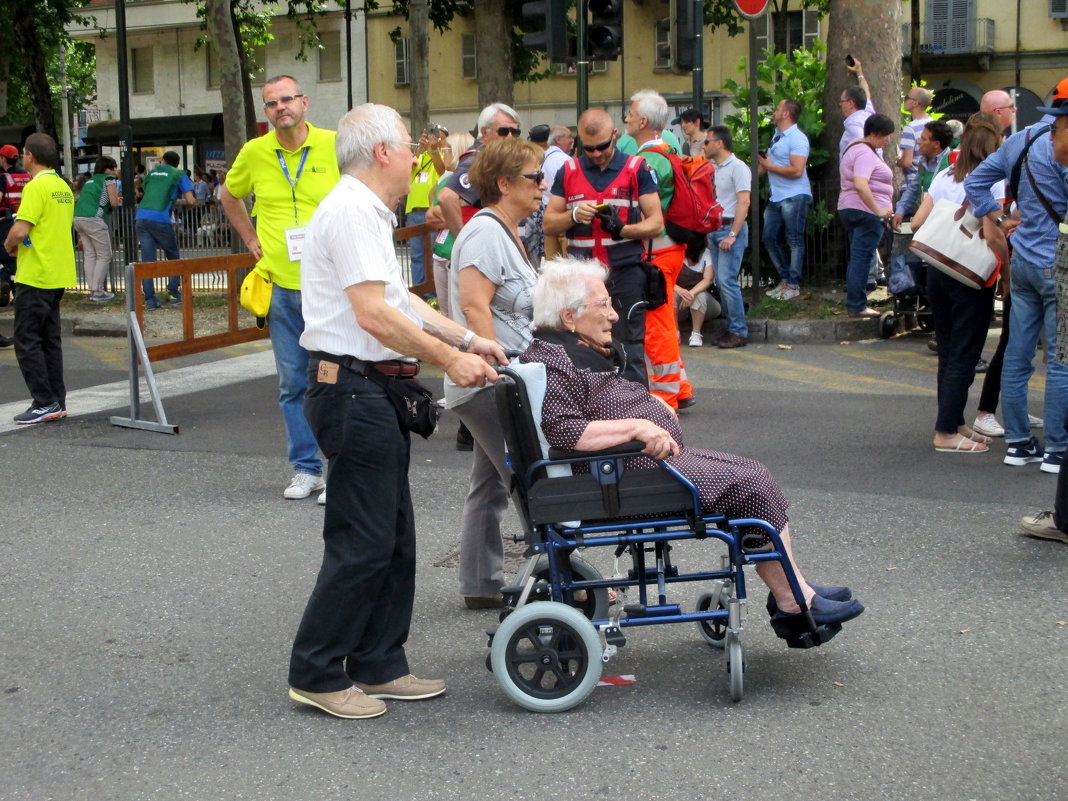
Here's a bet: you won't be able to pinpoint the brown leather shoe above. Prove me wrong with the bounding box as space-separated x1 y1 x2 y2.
717 332 748 349
354 674 446 700
464 594 505 609
288 685 386 719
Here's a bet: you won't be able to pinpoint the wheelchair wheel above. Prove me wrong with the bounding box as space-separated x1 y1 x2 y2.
726 633 745 702
695 589 729 649
880 313 897 339
529 554 610 620
490 601 602 713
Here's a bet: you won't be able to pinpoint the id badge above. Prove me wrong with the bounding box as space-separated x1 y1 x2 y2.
285 226 307 261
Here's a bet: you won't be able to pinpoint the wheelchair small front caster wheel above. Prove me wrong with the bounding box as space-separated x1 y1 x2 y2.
531 554 609 620
880 313 897 339
695 590 729 649
726 633 745 702
490 601 602 712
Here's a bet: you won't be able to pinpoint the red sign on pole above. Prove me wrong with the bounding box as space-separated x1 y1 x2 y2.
734 0 770 19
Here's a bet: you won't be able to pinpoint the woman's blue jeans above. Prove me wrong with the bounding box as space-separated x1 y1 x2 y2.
839 208 885 313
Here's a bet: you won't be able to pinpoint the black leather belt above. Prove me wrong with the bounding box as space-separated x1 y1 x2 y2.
309 351 420 379
721 217 734 225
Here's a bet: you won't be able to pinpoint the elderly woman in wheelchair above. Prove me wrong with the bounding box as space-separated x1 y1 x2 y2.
485 257 864 709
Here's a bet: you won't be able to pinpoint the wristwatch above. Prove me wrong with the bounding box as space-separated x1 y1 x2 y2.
458 329 475 352
995 213 1011 228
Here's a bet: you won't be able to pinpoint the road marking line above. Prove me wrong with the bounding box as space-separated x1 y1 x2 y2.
704 349 935 396
839 347 1047 393
0 349 277 435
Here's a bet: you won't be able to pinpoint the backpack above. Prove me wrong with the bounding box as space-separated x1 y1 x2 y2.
644 143 723 245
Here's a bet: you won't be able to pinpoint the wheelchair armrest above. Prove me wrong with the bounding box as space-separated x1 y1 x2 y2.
547 441 646 459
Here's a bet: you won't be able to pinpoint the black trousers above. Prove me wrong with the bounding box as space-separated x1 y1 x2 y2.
13 285 66 407
927 269 994 434
288 359 416 693
605 262 648 387
977 290 1011 414
1056 408 1068 532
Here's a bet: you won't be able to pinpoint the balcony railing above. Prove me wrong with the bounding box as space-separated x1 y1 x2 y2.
902 18 995 57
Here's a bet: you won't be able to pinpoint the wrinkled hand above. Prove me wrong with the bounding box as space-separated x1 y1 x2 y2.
445 351 499 389
634 420 679 460
467 334 508 367
595 207 625 240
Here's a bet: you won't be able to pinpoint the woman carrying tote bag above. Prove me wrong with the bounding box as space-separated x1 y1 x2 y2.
911 113 1010 453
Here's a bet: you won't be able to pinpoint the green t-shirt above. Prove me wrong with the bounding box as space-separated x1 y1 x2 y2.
636 141 676 211
224 123 339 289
15 170 75 289
137 164 186 213
74 173 115 222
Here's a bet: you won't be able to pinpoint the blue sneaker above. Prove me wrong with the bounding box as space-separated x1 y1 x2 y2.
1041 451 1063 475
1004 437 1043 467
144 298 160 311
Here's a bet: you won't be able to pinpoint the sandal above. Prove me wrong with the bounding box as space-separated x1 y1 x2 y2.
934 437 988 453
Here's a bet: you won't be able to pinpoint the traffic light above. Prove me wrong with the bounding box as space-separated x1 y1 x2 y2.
670 0 698 72
588 0 623 61
522 0 568 64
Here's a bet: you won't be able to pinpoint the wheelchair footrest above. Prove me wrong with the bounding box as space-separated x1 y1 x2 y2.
769 612 842 649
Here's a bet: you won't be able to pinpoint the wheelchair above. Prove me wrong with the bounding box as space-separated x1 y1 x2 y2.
485 362 843 712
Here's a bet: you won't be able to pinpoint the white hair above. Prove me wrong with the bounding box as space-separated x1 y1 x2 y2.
477 102 521 136
630 89 670 132
533 257 609 329
336 103 402 173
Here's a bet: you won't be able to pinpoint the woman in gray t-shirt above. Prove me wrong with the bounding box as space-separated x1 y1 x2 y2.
443 137 546 608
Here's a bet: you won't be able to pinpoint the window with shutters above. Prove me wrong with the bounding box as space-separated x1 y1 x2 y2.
131 46 154 94
654 19 671 70
1050 0 1068 19
926 0 973 53
461 32 477 80
395 37 410 86
754 10 821 55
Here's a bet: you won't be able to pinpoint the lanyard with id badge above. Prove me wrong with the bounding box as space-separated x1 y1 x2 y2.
278 147 310 261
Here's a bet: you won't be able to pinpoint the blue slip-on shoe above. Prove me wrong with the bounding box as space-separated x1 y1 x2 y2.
766 583 853 615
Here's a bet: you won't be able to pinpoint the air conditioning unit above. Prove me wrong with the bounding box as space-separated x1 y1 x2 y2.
1051 0 1068 20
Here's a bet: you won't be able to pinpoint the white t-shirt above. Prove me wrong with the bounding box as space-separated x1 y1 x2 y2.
299 174 422 361
927 168 1004 206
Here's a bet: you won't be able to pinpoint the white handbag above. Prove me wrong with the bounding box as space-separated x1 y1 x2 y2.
909 199 998 289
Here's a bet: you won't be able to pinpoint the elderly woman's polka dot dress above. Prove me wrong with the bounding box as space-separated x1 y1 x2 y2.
523 336 789 544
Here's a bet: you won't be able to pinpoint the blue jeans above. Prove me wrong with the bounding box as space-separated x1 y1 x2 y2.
135 219 182 301
1001 254 1068 451
762 194 810 288
406 207 427 286
268 286 323 476
838 208 885 313
709 223 749 337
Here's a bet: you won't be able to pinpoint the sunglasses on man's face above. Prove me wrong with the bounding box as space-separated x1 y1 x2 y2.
582 137 614 153
497 126 522 138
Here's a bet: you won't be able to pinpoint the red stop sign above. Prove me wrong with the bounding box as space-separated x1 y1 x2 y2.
734 0 770 18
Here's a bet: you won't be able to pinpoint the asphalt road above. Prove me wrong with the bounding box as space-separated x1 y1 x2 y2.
1 329 1065 801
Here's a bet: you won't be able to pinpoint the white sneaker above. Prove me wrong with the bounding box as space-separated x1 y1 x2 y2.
972 413 1005 438
317 488 327 506
284 473 326 500
765 281 786 298
687 332 703 348
1030 414 1044 429
779 286 800 301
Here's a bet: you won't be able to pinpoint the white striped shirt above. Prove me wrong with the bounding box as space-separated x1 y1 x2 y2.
299 174 422 361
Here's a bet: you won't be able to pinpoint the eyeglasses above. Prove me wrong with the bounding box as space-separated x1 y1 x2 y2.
263 93 304 110
497 126 522 137
396 141 420 154
582 137 614 153
578 297 614 310
991 105 1017 112
519 171 545 183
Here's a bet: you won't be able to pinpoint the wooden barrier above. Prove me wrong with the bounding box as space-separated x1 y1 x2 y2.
134 252 269 361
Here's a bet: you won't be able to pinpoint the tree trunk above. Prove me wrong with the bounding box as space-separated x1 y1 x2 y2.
205 0 250 166
473 0 513 109
0 0 11 118
822 0 903 194
409 0 429 135
12 0 56 138
910 0 922 84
